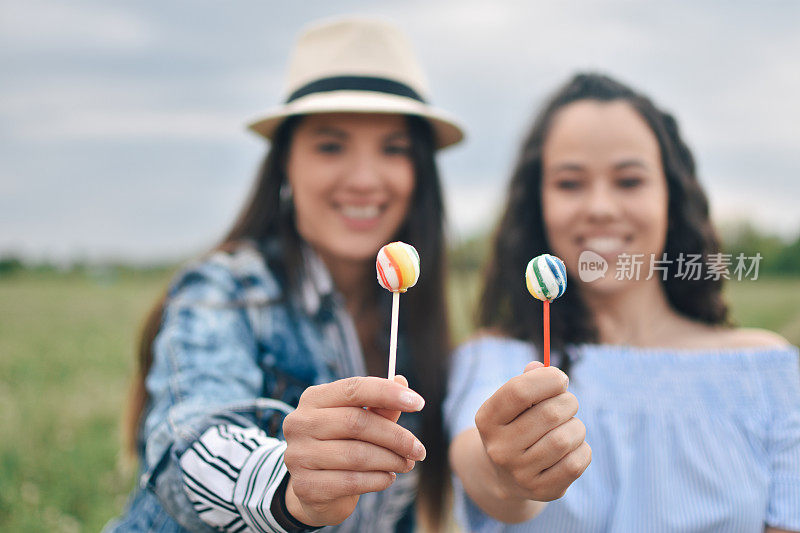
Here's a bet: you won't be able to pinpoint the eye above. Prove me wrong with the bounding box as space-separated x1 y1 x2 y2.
384 144 411 156
617 176 644 189
555 178 583 190
316 142 343 154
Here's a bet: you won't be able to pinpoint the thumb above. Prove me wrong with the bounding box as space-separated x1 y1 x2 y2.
392 375 409 388
368 375 409 422
524 360 545 373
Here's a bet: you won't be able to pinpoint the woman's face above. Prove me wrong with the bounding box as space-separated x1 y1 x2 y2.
287 113 415 265
541 100 669 294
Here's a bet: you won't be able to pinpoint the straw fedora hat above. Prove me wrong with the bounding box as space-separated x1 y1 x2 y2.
247 17 465 149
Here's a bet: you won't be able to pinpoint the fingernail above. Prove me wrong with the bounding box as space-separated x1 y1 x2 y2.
412 439 426 461
400 390 425 410
525 361 544 372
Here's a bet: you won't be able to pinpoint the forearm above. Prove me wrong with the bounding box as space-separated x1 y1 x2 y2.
449 428 546 524
143 402 299 532
178 423 298 532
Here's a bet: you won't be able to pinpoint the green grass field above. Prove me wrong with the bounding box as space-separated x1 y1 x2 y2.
1 271 799 531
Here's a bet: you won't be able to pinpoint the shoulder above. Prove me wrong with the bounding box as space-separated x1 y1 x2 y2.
724 327 791 348
168 241 283 304
670 316 791 350
447 333 536 403
458 330 530 351
707 327 791 349
451 332 535 369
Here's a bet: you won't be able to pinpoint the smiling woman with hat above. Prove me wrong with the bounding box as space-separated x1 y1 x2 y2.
104 17 464 533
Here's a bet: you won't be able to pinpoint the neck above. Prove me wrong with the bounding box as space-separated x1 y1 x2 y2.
317 251 374 318
581 279 681 346
317 249 386 376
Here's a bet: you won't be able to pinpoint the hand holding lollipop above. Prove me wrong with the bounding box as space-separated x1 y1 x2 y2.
376 242 420 379
525 254 567 367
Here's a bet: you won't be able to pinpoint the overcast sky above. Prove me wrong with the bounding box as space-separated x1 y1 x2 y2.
2 0 798 262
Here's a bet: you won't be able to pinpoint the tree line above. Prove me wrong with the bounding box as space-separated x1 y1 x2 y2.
1 221 798 278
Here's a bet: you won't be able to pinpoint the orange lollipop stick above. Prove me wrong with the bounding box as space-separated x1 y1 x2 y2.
525 254 567 368
543 300 550 367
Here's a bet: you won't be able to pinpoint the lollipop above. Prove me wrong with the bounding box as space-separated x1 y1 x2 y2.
525 254 567 367
376 242 420 379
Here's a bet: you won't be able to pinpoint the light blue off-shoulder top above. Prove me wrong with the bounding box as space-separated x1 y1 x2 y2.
444 337 800 532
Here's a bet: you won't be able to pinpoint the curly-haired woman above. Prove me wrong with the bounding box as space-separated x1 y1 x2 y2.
446 73 799 532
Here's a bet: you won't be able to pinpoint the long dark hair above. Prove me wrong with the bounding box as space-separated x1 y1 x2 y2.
479 73 729 368
125 114 451 527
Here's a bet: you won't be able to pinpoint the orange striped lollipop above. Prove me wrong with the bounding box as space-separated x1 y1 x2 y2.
376 241 420 293
376 242 420 379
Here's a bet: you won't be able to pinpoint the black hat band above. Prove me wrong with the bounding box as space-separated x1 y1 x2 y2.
285 75 426 104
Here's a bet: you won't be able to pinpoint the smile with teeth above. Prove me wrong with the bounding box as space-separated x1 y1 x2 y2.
582 236 631 254
340 204 382 219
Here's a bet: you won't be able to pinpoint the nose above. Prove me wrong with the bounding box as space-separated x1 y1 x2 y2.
343 148 382 190
584 179 621 222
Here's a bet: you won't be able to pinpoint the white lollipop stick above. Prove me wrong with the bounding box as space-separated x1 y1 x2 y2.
388 291 400 380
376 241 420 380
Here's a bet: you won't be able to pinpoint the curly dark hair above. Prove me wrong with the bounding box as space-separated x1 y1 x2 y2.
479 72 730 370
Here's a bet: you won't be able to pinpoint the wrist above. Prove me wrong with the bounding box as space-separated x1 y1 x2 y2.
271 474 319 531
490 481 547 523
491 481 524 503
484 451 546 514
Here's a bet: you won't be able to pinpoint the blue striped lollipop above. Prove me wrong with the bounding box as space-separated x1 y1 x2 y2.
526 254 567 302
525 254 567 366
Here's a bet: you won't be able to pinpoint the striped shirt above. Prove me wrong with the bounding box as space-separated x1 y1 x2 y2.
179 423 292 532
445 337 800 532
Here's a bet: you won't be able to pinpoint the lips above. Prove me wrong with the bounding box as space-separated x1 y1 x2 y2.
339 204 381 219
335 202 387 231
579 235 633 255
583 237 629 254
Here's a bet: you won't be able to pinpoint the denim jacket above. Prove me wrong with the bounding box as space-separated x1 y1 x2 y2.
104 240 419 532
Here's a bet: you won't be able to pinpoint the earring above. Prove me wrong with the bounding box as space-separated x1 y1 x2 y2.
279 182 293 214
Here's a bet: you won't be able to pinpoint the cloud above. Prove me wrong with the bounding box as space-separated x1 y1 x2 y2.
13 108 247 141
711 184 800 238
0 70 283 141
0 0 154 51
444 177 505 239
1 0 799 260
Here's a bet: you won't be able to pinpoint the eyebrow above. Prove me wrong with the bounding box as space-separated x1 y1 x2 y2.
312 127 347 139
549 162 585 173
548 159 651 173
311 128 410 142
384 131 410 142
613 159 650 171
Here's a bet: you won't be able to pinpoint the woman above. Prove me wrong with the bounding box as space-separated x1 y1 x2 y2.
446 73 800 532
105 18 464 532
